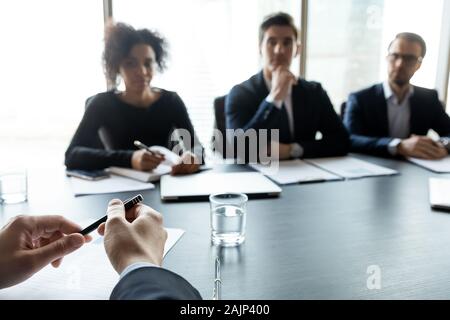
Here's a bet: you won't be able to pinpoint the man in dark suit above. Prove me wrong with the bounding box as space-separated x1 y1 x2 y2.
225 12 349 162
0 201 201 300
344 32 450 159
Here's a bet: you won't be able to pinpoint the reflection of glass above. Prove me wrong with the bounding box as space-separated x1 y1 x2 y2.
307 0 445 112
212 244 245 265
0 169 27 204
210 193 248 247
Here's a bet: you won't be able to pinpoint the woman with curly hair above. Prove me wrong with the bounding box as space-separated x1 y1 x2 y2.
65 22 202 175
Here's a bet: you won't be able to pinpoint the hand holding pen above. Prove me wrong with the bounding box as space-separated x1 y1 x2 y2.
131 140 166 171
97 196 168 274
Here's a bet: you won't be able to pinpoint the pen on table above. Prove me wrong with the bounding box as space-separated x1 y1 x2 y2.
213 257 222 300
79 194 144 236
134 140 164 157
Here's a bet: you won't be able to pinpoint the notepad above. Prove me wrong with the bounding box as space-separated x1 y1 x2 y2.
107 165 172 183
251 160 342 185
0 228 185 300
429 178 450 210
306 157 398 179
69 174 155 197
408 157 450 173
160 171 281 200
107 146 181 182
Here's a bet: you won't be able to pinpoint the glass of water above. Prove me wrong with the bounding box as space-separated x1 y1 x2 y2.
209 192 248 247
0 169 28 204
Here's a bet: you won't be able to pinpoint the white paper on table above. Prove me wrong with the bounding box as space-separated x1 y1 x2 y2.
306 157 398 179
251 160 342 185
69 175 155 197
408 157 450 173
0 228 185 300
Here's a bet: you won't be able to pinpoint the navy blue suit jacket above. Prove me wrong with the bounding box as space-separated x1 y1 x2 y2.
344 83 450 157
110 267 202 300
225 71 349 159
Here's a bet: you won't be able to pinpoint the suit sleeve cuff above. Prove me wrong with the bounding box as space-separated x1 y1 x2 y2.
265 94 283 109
120 262 160 279
388 138 402 156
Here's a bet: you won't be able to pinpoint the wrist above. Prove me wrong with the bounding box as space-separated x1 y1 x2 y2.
266 92 283 108
116 256 161 275
289 143 303 159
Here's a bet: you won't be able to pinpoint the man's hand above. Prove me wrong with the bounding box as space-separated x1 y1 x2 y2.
269 142 292 160
131 150 165 171
0 215 90 289
171 151 200 175
98 200 167 274
270 66 296 102
397 135 448 159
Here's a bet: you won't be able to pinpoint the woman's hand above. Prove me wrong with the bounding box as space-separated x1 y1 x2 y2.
171 151 200 175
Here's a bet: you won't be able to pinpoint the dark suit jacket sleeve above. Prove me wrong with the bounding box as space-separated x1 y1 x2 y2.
429 90 450 138
110 267 202 300
300 84 350 158
344 93 393 157
225 85 277 131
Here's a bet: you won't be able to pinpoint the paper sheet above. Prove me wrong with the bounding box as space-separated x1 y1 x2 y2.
108 165 172 183
408 157 450 173
69 175 155 196
306 157 398 179
251 160 342 185
0 228 185 300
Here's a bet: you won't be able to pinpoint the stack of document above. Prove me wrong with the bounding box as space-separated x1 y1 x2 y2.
252 157 398 185
251 160 341 185
306 157 398 179
408 157 450 173
0 228 185 299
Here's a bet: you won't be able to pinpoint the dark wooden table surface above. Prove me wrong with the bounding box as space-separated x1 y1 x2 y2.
2 155 450 299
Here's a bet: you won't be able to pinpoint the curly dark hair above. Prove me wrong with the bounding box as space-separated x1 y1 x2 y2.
103 22 168 86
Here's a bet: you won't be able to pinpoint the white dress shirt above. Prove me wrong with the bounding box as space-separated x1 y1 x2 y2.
383 81 414 155
264 75 303 158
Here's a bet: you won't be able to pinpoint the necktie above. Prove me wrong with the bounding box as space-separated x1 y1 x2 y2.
278 103 292 144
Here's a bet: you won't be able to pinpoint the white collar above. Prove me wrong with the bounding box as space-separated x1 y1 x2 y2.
383 81 414 103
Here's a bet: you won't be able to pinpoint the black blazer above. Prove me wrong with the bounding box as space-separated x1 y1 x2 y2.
225 71 349 159
110 267 202 300
344 83 450 157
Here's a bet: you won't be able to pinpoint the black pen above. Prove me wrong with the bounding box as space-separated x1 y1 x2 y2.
79 194 144 235
134 140 164 157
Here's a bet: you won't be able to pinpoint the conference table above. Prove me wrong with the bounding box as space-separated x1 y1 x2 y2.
2 154 450 299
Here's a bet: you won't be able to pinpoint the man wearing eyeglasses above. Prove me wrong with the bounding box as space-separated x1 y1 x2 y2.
344 32 450 159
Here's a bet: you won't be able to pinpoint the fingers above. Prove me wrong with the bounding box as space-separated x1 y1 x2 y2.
140 152 165 171
31 233 85 271
31 215 84 239
107 199 126 222
97 222 105 236
412 144 447 159
171 163 200 175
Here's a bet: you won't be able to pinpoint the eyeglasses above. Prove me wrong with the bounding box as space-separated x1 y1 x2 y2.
387 53 423 66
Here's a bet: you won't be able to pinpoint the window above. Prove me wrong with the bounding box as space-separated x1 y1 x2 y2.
306 0 445 112
113 0 301 149
0 1 105 169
